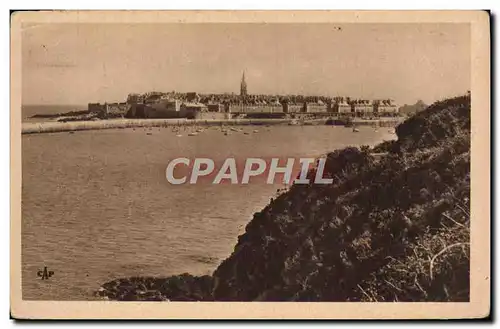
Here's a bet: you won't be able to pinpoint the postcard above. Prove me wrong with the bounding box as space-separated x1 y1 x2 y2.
10 10 490 319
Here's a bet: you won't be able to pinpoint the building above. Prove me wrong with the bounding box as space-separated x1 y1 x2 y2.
144 92 164 104
126 99 180 118
305 101 327 113
126 93 143 104
354 100 374 114
180 102 208 119
150 99 180 112
376 99 399 114
88 103 107 114
207 103 223 112
240 71 247 97
186 92 199 102
338 101 352 113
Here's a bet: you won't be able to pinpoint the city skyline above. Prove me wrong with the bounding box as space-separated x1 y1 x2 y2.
22 23 470 106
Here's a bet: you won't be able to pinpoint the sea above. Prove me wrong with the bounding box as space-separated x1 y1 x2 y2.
21 105 396 300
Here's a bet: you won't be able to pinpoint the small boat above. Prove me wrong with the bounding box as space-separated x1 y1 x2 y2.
146 132 153 136
244 132 250 135
188 132 198 136
253 130 259 133
176 134 182 137
353 127 360 133
230 127 239 132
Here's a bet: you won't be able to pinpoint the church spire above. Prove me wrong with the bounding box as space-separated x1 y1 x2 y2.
240 71 248 97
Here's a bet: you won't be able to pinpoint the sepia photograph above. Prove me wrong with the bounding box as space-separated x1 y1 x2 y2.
10 10 490 319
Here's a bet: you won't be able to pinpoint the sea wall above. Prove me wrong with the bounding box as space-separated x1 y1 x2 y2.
226 105 284 113
244 112 288 119
349 118 405 127
88 102 130 115
194 111 230 120
22 116 404 134
284 105 303 113
21 118 294 134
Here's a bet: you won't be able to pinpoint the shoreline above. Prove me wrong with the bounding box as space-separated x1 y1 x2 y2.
22 118 293 134
21 117 403 135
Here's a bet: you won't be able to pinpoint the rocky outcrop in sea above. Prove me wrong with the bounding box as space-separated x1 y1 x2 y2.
95 274 213 301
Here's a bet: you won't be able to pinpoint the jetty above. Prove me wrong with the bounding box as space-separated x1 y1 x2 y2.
21 118 295 134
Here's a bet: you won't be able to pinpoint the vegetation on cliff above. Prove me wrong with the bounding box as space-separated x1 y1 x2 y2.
97 94 471 302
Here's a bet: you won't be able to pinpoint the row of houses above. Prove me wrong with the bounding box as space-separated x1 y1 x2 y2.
330 101 399 114
88 96 399 119
123 92 399 113
208 98 399 114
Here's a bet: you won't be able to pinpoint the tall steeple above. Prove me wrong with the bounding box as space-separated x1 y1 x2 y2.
240 71 248 97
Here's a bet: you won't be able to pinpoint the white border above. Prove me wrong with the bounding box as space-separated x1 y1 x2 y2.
3 2 496 327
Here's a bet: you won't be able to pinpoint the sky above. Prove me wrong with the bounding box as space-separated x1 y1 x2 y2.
21 23 470 106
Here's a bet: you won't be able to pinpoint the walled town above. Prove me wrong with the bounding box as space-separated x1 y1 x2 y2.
88 72 400 121
24 73 405 134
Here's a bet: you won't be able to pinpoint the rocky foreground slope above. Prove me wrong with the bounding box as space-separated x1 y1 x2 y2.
97 95 471 302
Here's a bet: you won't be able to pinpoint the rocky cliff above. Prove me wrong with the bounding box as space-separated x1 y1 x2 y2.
98 94 471 302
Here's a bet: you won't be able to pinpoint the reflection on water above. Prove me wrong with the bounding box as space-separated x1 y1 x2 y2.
22 125 394 300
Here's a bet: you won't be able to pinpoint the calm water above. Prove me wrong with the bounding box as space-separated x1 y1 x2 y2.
22 125 395 300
